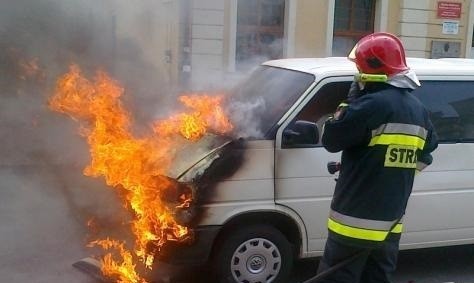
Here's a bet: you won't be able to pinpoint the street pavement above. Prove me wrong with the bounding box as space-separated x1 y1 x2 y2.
0 165 99 283
163 245 474 283
289 244 474 283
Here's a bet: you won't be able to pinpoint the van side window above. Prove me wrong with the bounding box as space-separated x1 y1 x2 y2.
282 81 351 148
413 81 474 143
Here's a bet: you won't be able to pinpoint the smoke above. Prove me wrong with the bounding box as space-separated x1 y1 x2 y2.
0 1 179 281
227 96 267 139
0 0 286 281
0 0 198 161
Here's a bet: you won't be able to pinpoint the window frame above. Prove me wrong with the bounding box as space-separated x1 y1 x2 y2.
235 0 286 70
332 0 376 56
276 76 354 150
333 0 376 37
282 81 352 148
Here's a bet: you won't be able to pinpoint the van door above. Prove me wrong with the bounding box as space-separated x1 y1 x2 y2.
274 78 351 254
402 80 474 247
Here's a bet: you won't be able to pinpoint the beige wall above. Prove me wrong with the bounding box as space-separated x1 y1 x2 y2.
399 0 471 58
114 0 181 85
223 0 232 71
293 0 330 57
426 0 470 57
188 0 474 86
387 0 402 34
189 0 226 86
291 0 474 59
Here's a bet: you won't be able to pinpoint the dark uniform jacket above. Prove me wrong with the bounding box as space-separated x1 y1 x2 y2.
322 83 438 247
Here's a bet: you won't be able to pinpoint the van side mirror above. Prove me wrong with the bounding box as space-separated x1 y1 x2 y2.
283 120 319 148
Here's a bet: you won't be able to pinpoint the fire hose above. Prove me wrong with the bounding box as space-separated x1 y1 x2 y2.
302 250 370 283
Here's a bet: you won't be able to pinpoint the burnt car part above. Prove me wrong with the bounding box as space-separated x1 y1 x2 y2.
157 225 221 265
156 138 246 266
73 257 112 283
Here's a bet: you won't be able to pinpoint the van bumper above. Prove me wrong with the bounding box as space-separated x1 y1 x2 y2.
158 225 222 265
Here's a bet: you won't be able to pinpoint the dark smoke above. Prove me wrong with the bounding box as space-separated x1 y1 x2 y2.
0 0 180 282
0 0 269 281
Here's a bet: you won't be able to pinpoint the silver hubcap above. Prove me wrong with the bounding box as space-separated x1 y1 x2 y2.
230 238 282 283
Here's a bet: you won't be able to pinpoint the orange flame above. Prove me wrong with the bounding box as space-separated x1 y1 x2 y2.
89 239 147 283
48 65 233 282
153 94 233 141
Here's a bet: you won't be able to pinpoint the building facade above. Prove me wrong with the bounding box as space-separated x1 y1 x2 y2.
115 0 474 88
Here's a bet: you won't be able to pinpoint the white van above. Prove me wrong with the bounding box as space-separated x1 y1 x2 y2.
163 57 474 283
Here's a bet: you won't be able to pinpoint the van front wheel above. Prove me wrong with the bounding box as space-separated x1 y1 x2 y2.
214 225 293 283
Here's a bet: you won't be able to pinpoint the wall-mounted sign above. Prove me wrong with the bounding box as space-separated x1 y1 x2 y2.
442 20 459 34
431 41 461 58
437 2 462 19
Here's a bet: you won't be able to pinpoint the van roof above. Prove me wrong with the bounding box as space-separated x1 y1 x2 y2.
263 57 474 77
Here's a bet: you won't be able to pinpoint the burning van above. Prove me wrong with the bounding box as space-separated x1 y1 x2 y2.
52 57 474 283
157 57 474 283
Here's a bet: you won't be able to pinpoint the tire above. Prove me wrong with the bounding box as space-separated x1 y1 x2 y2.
214 224 293 283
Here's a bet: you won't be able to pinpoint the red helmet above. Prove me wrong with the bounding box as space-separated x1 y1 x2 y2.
348 32 408 77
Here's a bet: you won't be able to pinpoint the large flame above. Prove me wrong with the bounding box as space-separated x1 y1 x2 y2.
48 65 233 282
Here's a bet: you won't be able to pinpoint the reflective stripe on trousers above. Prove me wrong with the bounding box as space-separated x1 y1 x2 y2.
328 209 403 241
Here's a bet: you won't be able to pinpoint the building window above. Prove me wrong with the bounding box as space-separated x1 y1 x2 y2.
333 0 376 56
236 0 285 70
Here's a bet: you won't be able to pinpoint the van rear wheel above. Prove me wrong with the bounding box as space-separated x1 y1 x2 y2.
214 225 293 283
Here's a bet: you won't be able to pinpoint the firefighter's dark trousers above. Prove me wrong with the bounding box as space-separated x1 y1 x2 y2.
316 234 400 283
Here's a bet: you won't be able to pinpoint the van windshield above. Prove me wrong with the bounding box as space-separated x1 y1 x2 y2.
227 66 315 139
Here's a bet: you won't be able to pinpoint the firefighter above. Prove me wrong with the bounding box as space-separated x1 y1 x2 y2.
317 32 438 283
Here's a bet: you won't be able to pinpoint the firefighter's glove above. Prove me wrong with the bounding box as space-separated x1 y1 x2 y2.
333 102 349 120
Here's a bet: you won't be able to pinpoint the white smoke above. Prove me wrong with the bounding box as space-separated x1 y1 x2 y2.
227 96 267 139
